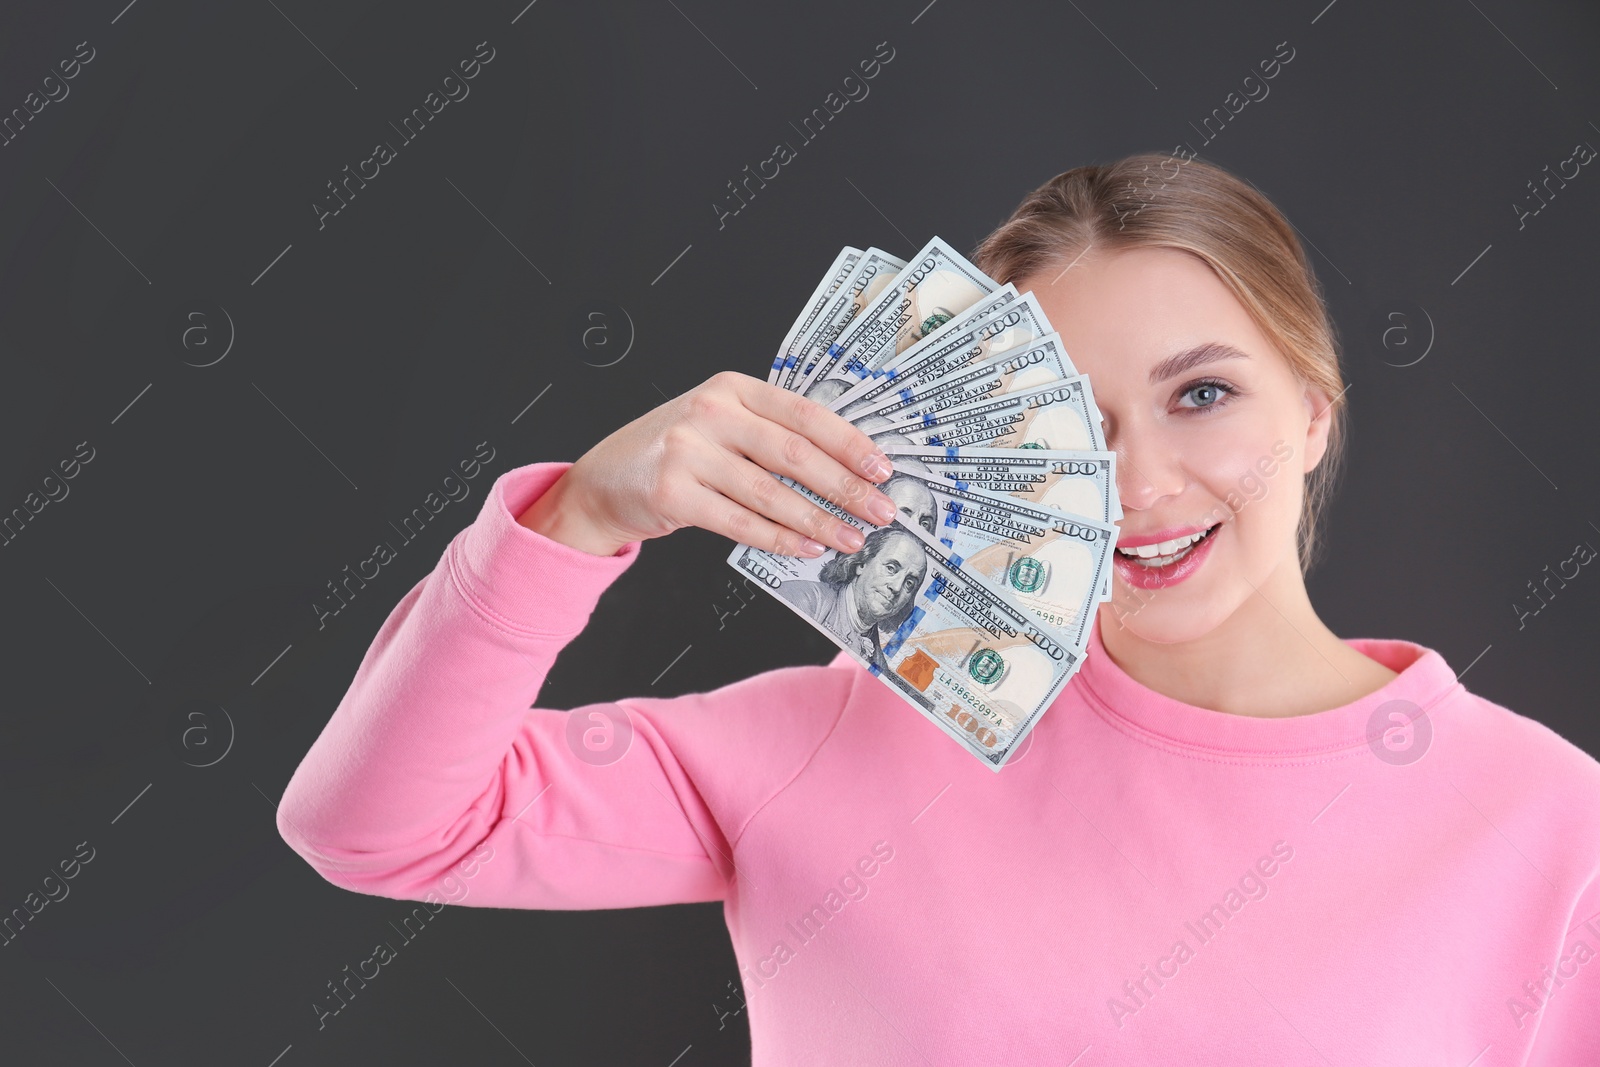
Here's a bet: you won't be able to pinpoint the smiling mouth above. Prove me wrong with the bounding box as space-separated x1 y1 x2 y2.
1116 523 1221 568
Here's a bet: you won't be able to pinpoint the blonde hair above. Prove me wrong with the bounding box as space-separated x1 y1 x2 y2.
971 152 1348 574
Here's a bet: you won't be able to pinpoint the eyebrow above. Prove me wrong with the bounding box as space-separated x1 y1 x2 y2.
1148 341 1252 385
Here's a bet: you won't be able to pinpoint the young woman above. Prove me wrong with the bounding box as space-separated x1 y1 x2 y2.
278 154 1600 1064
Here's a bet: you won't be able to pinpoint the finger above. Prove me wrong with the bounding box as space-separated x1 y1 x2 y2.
724 405 897 531
679 478 833 558
736 376 893 481
730 381 897 527
698 449 868 555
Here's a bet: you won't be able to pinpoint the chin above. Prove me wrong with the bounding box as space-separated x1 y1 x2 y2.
1098 573 1246 645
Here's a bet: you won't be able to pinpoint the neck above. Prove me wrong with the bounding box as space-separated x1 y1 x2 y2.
1095 551 1382 718
845 582 872 633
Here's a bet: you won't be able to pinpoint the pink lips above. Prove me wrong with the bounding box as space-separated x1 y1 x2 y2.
1116 522 1215 549
1112 523 1220 590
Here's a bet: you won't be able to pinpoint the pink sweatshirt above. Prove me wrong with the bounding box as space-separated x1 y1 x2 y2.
278 460 1600 1066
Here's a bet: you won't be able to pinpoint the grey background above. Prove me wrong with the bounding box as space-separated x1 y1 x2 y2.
1 0 1596 1062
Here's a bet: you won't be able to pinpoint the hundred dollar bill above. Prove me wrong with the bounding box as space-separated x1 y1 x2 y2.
829 288 1046 419
784 247 907 392
800 236 998 406
880 443 1120 523
888 466 1116 649
867 376 1108 452
769 246 861 385
727 487 1082 771
850 332 1077 427
883 442 1120 602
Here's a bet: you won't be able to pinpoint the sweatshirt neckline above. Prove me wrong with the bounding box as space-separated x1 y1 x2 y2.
1072 622 1464 762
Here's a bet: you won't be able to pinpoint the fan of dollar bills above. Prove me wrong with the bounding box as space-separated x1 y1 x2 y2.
726 237 1122 772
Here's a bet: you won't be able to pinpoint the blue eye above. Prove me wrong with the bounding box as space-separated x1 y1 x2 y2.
1177 378 1236 412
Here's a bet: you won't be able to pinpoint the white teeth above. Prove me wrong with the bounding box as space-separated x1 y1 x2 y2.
1118 527 1210 559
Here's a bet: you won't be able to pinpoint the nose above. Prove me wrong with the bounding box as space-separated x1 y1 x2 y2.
1113 422 1187 512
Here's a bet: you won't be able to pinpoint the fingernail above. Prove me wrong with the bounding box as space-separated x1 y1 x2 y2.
860 451 892 481
869 495 896 524
839 526 865 551
799 537 827 556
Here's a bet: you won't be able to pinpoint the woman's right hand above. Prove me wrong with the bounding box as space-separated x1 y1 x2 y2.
516 370 901 559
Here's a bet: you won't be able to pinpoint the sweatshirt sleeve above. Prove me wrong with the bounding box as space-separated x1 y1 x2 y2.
275 460 854 911
1524 873 1600 1065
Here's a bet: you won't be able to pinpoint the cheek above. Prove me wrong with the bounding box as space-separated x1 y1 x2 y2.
1181 417 1277 509
1182 415 1304 550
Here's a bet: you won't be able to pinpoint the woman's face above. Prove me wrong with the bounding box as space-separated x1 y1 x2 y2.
1014 246 1333 645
